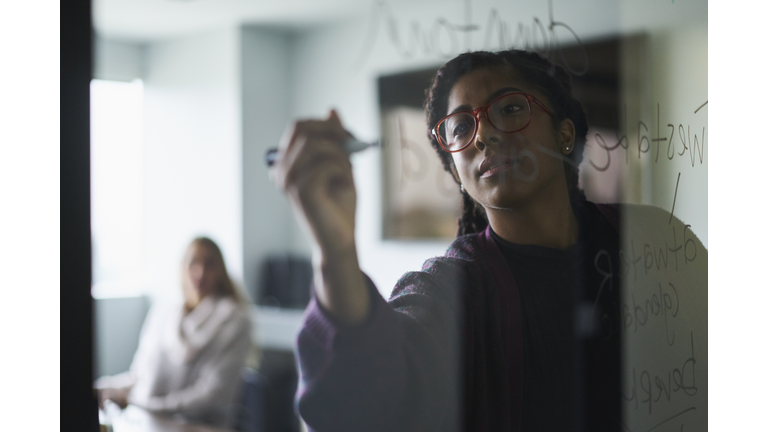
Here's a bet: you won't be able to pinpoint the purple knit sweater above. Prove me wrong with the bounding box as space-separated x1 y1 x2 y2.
296 205 620 432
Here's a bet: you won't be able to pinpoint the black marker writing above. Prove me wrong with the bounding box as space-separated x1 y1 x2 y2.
593 249 613 309
589 133 611 172
683 225 697 264
354 0 588 75
687 125 705 168
623 332 698 415
623 282 680 345
621 239 644 281
586 102 706 172
669 172 680 225
644 242 669 275
652 103 665 163
668 225 684 271
395 115 429 189
623 221 696 279
638 120 651 160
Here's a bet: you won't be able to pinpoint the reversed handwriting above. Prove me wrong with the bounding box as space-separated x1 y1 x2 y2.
623 333 698 415
354 0 588 75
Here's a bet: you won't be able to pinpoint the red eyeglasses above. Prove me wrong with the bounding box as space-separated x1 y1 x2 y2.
431 92 554 153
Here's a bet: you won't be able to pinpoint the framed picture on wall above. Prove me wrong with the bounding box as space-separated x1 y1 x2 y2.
379 67 461 240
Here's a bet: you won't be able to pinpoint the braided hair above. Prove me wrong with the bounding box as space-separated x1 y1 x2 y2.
423 50 589 236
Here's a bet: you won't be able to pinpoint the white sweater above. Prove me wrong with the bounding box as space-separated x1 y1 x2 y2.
95 295 252 427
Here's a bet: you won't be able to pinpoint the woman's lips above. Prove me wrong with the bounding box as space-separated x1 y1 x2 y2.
480 158 515 178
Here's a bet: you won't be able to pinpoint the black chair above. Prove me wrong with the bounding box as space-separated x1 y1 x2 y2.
258 255 312 309
236 353 301 432
236 368 267 432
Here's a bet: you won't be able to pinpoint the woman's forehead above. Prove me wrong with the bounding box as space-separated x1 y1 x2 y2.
188 243 215 260
447 67 536 110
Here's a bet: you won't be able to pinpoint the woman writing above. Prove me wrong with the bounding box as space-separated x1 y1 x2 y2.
273 50 622 431
95 237 252 428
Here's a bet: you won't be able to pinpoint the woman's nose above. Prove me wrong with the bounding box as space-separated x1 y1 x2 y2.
190 264 203 279
473 115 500 151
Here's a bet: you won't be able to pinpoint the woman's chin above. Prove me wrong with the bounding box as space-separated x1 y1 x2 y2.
194 286 215 300
479 183 536 208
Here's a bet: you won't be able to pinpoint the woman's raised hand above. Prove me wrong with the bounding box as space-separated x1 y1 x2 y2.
271 110 369 326
272 110 357 255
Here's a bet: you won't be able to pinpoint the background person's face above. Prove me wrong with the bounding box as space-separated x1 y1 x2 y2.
182 243 222 307
447 67 571 212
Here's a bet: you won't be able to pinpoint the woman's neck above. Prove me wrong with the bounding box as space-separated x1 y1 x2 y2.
184 301 197 315
184 294 207 314
484 192 579 250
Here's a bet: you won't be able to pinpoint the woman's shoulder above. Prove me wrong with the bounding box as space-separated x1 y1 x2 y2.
391 232 485 298
213 296 251 324
444 231 485 262
415 231 485 276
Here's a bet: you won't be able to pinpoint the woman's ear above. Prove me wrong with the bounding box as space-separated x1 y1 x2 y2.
558 118 576 155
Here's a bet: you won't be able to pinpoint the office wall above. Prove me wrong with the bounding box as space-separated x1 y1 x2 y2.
94 38 144 82
141 28 243 302
241 26 304 301
94 296 149 376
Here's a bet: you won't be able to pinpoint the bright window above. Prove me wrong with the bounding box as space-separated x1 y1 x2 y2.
90 79 145 298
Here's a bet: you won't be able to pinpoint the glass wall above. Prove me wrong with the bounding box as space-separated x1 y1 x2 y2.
91 0 708 430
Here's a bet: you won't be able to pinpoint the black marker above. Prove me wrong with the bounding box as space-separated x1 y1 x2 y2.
265 138 378 167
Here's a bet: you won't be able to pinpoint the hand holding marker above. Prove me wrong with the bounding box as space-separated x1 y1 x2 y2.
265 137 379 167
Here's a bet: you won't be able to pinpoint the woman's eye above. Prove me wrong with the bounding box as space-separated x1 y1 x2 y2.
500 104 523 115
451 122 470 137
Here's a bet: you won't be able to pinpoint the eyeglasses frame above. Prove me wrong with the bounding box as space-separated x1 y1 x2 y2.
431 92 554 153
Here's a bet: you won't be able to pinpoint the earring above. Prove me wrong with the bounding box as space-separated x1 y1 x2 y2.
460 184 465 193
563 145 571 154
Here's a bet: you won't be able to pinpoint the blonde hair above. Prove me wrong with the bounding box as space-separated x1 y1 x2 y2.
182 236 246 305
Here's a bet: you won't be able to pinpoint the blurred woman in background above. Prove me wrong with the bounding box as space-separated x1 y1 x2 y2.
95 236 252 428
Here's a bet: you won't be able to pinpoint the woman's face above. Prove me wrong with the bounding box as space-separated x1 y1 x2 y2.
447 67 574 212
182 243 222 307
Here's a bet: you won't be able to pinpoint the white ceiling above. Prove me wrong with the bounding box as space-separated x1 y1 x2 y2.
93 0 381 42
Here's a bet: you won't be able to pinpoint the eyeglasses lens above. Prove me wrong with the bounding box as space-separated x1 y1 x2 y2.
438 93 531 151
438 112 475 151
488 93 530 133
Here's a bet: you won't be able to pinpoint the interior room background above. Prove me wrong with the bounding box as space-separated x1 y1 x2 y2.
90 0 707 429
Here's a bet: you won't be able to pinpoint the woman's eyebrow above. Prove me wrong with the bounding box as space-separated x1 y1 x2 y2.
448 86 524 115
487 87 523 102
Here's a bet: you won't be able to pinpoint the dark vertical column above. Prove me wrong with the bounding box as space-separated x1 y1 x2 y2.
61 0 99 429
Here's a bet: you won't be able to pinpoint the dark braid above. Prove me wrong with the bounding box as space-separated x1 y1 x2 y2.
423 50 589 236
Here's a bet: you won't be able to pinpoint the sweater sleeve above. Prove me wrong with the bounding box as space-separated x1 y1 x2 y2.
296 264 466 432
